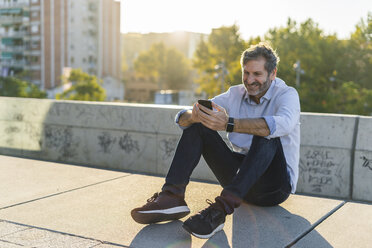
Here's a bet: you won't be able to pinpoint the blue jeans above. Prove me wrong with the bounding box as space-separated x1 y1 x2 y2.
163 123 291 214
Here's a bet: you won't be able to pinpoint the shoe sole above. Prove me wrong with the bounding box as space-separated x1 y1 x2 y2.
182 223 224 239
131 206 190 224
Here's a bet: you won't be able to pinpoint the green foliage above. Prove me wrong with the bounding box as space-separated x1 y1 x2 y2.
325 81 372 115
264 16 372 115
56 69 106 101
0 76 46 98
193 25 246 97
133 43 192 90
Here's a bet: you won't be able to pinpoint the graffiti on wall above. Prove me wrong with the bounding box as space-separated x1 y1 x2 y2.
299 148 345 194
361 156 372 170
118 133 140 154
98 132 117 154
43 125 80 160
159 137 178 160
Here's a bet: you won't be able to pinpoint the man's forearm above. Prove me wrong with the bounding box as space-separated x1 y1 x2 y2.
234 118 270 137
178 110 195 127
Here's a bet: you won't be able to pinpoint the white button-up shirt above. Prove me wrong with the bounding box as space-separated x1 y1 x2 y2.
176 78 301 193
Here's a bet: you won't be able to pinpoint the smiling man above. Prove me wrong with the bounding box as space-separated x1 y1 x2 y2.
131 42 301 239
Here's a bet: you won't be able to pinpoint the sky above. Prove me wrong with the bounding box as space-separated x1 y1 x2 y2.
121 0 372 40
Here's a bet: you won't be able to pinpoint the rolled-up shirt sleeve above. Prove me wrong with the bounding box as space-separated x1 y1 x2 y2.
266 88 300 138
262 116 276 135
174 108 192 130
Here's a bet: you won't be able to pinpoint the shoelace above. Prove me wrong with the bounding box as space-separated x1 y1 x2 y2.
199 199 221 219
147 192 159 203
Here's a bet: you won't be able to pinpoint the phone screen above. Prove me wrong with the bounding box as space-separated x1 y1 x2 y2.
198 100 212 110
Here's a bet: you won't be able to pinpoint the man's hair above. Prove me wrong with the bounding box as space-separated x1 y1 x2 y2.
240 42 280 74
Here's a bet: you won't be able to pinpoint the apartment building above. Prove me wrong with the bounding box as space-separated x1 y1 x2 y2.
0 0 122 100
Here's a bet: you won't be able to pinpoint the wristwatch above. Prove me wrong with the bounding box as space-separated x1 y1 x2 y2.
226 117 234 132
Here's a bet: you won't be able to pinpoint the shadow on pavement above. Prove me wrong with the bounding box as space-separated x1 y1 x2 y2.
130 220 191 248
130 203 333 248
232 204 333 248
201 230 230 248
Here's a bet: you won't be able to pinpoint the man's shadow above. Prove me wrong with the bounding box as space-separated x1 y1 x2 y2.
130 204 333 248
130 220 191 248
228 203 333 248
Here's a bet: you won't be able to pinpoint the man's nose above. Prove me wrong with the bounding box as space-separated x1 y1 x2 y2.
245 75 255 84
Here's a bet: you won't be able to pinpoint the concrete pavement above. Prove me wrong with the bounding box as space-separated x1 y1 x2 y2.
0 155 371 248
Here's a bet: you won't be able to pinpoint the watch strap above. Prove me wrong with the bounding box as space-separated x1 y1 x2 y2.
226 117 234 132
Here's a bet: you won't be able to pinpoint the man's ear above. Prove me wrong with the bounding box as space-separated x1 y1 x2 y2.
270 68 277 80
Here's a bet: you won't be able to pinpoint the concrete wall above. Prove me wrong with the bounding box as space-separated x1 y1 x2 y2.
296 113 357 198
0 97 371 202
353 117 372 202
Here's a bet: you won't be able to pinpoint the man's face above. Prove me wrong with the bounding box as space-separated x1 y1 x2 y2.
242 57 276 97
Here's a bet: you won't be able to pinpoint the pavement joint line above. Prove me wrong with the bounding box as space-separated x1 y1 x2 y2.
284 200 347 248
0 225 32 239
0 219 129 248
0 174 132 211
0 238 25 247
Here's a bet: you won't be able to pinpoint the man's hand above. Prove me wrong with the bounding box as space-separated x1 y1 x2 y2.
178 103 201 127
198 102 228 131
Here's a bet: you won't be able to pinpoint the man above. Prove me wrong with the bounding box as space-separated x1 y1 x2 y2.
131 42 300 239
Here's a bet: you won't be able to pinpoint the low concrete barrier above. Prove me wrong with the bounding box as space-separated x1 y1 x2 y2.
296 113 357 198
353 117 372 202
0 97 371 202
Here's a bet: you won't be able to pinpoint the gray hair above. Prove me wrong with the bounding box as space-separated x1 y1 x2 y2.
240 42 280 74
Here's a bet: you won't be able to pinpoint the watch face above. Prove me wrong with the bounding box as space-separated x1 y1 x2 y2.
226 123 234 132
226 117 234 132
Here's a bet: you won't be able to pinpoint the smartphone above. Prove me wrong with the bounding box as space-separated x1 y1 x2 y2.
198 100 213 114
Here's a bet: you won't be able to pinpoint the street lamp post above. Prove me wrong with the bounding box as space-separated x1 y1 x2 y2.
293 60 304 88
214 61 228 94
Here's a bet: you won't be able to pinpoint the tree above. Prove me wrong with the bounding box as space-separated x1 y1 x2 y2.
134 43 192 90
0 76 46 98
56 69 106 101
263 18 372 115
193 25 246 97
340 12 372 89
325 81 372 115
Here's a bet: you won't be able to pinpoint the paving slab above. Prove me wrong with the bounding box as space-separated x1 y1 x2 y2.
2 227 100 248
295 202 372 248
0 220 29 238
0 166 343 248
0 155 128 208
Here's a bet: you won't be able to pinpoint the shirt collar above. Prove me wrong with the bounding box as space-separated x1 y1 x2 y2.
244 79 276 104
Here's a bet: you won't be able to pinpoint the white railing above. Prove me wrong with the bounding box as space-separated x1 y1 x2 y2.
0 0 29 8
0 45 25 52
0 59 27 67
0 31 29 37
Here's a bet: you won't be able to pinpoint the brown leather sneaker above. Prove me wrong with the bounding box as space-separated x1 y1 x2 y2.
131 191 190 224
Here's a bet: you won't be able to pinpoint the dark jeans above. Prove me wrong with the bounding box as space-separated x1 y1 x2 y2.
163 123 291 214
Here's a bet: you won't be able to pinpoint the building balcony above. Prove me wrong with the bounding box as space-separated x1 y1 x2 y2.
0 16 29 24
23 49 41 56
0 1 30 9
0 30 29 38
0 45 25 52
0 59 27 68
24 64 41 70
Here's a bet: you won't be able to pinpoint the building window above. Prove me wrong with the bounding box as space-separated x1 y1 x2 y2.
70 57 74 64
31 11 39 18
31 56 39 63
31 40 39 49
31 25 38 33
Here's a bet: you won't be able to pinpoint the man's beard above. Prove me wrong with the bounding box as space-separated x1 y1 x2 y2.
244 75 272 96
